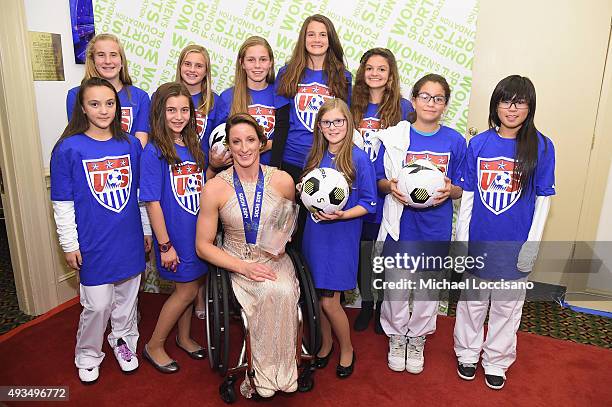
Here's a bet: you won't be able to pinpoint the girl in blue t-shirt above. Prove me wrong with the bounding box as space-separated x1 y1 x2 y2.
219 36 276 165
273 14 353 248
350 48 414 334
51 77 147 384
300 99 377 379
453 76 555 390
66 33 150 147
375 74 466 375
175 44 227 170
140 82 209 374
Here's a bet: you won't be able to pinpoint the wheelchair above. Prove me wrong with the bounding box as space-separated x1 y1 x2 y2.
205 247 321 404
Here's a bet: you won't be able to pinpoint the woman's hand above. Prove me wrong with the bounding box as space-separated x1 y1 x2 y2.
161 247 180 271
239 262 277 282
65 250 82 270
389 178 409 205
209 147 233 169
433 177 452 206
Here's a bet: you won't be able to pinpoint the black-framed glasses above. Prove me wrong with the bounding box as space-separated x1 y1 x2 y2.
320 118 346 128
416 92 447 105
498 100 529 110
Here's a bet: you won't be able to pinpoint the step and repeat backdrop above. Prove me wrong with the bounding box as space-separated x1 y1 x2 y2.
92 0 479 136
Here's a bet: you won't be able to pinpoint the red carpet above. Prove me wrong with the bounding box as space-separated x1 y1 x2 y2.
1 293 610 406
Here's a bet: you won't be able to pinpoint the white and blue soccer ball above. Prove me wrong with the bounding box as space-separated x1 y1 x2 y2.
105 169 124 190
300 167 350 214
255 116 269 129
398 159 446 208
306 95 326 113
492 171 513 191
185 174 200 193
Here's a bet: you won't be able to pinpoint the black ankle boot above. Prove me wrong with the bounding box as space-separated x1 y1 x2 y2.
374 301 384 334
354 301 374 331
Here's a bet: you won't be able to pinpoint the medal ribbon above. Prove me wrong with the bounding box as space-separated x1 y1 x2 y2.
233 167 264 245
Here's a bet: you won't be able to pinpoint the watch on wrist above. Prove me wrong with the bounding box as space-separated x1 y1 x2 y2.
158 240 173 253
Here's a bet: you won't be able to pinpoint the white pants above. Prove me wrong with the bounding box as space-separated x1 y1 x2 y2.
75 274 141 369
453 274 527 378
380 269 439 337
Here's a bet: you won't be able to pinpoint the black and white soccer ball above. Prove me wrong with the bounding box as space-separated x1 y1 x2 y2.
209 123 230 159
397 159 445 208
300 167 349 214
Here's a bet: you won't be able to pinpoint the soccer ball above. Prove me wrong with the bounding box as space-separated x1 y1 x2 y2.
300 167 350 214
255 116 269 129
209 123 230 158
306 94 326 113
397 159 445 208
492 171 512 191
185 174 200 193
105 169 124 190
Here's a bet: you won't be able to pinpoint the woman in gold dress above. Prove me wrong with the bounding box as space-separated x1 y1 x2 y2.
196 113 299 398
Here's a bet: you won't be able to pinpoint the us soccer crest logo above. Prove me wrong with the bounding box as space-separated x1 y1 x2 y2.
195 111 208 141
82 155 132 213
121 107 133 133
248 104 275 139
405 151 450 174
170 162 203 215
477 157 521 215
358 117 382 161
295 82 333 131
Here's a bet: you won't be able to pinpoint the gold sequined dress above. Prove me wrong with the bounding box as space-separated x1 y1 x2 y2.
217 165 299 397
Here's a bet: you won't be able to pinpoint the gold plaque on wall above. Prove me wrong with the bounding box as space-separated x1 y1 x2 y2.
29 31 65 81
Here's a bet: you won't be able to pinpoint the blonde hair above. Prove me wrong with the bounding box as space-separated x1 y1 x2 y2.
302 99 356 184
84 33 133 85
231 36 275 116
175 44 214 114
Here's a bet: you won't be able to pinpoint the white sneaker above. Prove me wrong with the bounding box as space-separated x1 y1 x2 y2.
78 366 99 384
387 335 407 372
405 335 425 374
113 338 139 373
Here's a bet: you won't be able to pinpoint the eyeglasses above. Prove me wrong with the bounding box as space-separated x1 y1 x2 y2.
416 92 447 105
320 118 346 128
498 100 529 110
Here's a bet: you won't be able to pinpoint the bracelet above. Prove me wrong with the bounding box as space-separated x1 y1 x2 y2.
158 240 173 253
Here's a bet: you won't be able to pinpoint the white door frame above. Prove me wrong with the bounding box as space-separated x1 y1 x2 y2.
0 0 66 315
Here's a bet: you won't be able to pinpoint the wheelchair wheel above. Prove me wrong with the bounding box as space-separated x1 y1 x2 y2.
287 248 321 355
219 376 237 404
205 270 220 371
217 267 231 376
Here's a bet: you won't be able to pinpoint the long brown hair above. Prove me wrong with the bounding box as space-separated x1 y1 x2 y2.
351 48 402 129
175 44 214 115
231 36 275 116
277 15 348 102
54 77 126 152
149 82 206 171
302 99 356 184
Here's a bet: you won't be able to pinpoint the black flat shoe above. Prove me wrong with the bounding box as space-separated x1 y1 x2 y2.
336 352 355 379
143 344 180 374
175 336 207 360
314 344 334 369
